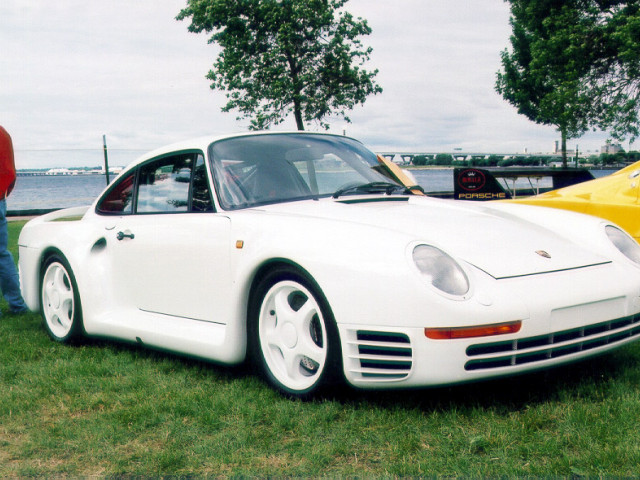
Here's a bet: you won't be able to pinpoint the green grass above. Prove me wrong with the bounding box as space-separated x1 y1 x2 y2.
2 220 640 476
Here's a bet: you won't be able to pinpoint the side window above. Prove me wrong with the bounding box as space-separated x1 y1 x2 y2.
136 155 193 214
191 154 214 212
96 172 135 214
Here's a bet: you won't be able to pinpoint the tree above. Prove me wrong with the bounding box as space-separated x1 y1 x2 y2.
497 1 640 166
577 1 640 141
496 1 597 167
487 155 504 166
600 152 618 166
176 0 382 130
434 153 453 166
412 155 429 166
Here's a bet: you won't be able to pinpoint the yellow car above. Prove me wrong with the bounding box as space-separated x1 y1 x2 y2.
509 161 640 242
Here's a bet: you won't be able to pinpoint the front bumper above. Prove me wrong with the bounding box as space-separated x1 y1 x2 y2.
340 312 640 388
337 264 640 389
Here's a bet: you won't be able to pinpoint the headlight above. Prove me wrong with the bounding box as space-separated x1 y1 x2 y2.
412 245 469 296
606 225 640 265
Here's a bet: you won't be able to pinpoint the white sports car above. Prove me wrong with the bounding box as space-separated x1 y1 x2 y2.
18 132 640 398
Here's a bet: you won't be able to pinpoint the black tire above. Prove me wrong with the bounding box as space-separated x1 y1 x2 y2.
40 253 84 343
248 266 342 399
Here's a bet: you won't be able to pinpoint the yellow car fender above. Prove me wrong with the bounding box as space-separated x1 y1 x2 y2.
508 161 640 242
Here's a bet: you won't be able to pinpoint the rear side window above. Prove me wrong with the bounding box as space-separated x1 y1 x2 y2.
96 172 135 214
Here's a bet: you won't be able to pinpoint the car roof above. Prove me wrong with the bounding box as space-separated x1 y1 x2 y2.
137 131 351 162
113 131 362 180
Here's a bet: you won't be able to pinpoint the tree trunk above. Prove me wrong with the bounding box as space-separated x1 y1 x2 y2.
293 99 304 130
284 48 305 131
561 128 567 168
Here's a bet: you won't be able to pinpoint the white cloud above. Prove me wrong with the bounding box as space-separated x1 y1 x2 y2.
0 0 624 168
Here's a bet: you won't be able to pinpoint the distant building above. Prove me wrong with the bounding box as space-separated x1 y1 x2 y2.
553 141 576 156
601 143 623 154
46 168 73 175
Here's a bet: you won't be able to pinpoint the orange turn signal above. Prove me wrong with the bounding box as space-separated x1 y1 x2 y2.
425 321 522 340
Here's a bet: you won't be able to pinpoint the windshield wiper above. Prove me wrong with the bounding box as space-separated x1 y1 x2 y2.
332 181 408 199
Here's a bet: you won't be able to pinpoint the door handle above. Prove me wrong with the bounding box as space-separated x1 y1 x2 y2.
116 230 135 241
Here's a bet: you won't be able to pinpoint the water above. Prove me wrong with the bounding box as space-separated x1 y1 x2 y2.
410 169 452 193
6 168 617 213
9 175 109 212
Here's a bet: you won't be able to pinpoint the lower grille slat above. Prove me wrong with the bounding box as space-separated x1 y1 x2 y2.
465 314 640 371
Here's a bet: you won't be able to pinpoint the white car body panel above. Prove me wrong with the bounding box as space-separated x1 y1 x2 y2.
17 132 640 390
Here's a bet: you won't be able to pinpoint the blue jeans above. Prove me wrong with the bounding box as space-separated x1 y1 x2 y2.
0 199 27 313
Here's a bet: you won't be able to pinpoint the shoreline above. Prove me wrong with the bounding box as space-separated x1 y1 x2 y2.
7 208 59 221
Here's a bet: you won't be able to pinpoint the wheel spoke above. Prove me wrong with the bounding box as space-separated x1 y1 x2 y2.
272 287 295 322
292 298 316 326
293 303 325 365
58 289 74 306
282 349 303 380
54 311 71 328
298 334 325 365
44 281 56 303
263 322 280 348
53 267 67 291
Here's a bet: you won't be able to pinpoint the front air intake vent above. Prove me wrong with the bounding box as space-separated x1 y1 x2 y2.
346 330 413 380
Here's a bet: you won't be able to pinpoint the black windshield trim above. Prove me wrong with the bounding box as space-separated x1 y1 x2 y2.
338 197 410 204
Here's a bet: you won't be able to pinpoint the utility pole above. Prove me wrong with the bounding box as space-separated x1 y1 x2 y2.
102 135 111 185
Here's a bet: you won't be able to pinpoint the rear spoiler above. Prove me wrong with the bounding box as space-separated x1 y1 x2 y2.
453 167 594 201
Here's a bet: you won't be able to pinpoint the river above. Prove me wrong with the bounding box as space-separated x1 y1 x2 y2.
7 168 616 213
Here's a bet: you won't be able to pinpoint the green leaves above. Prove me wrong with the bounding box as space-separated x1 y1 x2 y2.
177 0 381 130
497 0 640 162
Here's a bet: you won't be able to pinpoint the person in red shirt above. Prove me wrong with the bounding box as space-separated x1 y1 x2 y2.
0 126 27 314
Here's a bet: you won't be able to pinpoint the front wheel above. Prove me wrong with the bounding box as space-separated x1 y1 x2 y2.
249 267 342 398
40 254 83 343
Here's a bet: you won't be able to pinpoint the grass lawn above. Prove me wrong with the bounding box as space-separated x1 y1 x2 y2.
1 220 640 476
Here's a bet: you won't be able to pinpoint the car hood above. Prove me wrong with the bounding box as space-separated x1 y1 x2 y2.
249 196 610 279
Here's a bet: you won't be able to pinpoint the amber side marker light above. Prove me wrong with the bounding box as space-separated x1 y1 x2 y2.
425 321 522 340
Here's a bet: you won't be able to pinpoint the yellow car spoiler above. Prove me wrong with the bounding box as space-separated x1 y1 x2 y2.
375 155 424 195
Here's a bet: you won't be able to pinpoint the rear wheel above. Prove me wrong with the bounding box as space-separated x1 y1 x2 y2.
249 267 342 398
40 254 83 343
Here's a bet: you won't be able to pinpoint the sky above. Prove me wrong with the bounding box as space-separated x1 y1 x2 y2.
0 0 625 169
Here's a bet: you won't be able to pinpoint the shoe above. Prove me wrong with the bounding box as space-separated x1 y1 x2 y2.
9 306 28 315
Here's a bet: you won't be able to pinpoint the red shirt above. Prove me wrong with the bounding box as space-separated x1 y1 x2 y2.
0 126 17 198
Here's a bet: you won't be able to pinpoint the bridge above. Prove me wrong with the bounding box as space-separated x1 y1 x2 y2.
377 151 568 165
17 171 106 177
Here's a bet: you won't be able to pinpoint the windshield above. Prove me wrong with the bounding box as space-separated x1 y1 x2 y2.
209 133 397 209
